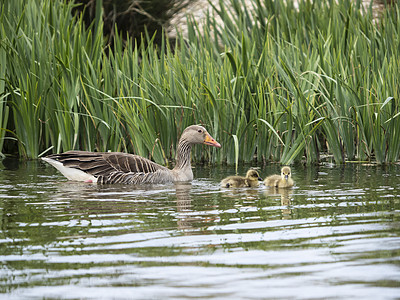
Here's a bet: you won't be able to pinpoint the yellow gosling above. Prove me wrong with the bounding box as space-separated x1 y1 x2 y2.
264 166 294 188
221 169 263 188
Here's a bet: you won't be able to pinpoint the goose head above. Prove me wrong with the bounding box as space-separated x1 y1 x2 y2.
246 169 263 182
180 125 221 148
281 166 292 181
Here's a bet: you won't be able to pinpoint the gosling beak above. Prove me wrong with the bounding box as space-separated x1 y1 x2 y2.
204 133 221 148
285 174 289 180
258 176 263 181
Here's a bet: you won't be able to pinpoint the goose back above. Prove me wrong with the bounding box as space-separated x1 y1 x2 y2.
45 151 173 184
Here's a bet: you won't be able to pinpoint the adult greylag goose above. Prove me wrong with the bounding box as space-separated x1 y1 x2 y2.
42 125 221 184
264 166 294 188
220 169 263 188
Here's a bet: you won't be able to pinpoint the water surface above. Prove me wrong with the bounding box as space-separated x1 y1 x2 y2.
1 159 399 299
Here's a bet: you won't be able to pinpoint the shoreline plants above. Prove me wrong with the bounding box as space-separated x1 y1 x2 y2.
0 0 399 165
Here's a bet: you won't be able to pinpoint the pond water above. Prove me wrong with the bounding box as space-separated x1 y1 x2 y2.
0 159 399 299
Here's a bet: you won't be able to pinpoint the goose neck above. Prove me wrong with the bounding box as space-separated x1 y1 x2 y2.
174 139 192 171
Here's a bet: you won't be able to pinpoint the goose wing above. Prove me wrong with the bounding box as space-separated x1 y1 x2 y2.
46 150 170 183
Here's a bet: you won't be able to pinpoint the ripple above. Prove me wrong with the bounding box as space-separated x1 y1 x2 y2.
1 163 400 299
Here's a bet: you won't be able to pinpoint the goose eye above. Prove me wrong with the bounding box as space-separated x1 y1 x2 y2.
198 129 202 133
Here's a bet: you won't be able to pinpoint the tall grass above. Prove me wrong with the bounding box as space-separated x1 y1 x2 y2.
0 0 399 165
0 37 9 158
199 0 400 164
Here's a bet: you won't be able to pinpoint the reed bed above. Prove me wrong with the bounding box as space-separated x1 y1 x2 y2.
0 0 399 165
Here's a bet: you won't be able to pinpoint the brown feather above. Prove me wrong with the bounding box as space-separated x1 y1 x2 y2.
46 151 168 177
43 125 221 184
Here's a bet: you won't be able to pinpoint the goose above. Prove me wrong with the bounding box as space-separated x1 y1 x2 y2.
220 169 263 188
264 166 294 188
42 125 221 184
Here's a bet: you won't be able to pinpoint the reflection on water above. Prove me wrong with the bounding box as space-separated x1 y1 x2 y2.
264 187 293 219
0 159 399 299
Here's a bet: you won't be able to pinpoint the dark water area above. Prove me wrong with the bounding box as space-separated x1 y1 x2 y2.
0 159 399 299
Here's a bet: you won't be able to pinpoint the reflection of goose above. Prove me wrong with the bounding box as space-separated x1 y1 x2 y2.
264 188 292 205
175 182 193 211
264 187 293 219
221 169 263 188
264 166 294 188
42 125 221 184
174 182 195 232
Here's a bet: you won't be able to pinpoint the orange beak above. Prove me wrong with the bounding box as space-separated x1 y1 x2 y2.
204 133 221 148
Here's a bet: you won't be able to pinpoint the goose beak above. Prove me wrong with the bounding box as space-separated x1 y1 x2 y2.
258 176 263 181
204 133 221 148
285 174 289 180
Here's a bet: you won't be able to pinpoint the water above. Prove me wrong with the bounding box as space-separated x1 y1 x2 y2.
1 159 399 299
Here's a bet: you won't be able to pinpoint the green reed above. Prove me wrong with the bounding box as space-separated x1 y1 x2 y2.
201 0 400 164
0 0 399 165
0 40 8 158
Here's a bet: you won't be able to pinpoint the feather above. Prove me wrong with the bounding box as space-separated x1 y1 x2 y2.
43 125 221 184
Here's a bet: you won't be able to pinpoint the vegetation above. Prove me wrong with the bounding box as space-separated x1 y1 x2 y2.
0 0 399 165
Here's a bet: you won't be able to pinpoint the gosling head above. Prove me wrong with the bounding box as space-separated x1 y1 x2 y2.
281 166 292 181
246 169 263 182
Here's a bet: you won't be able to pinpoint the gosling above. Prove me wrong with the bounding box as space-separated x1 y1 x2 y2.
221 169 263 188
264 166 294 188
